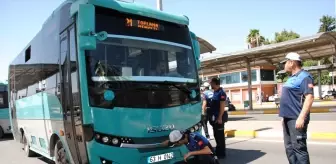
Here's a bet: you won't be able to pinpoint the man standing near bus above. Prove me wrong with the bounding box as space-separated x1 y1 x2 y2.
205 77 228 158
201 82 211 139
279 52 314 164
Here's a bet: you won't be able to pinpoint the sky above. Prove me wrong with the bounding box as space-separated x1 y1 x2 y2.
0 0 335 81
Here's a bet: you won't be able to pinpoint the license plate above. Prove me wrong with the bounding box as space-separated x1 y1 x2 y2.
147 152 174 163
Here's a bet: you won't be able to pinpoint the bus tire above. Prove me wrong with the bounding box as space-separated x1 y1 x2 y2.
54 140 69 164
23 135 35 157
0 126 4 139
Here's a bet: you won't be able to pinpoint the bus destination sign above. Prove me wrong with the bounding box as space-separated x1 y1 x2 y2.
125 18 163 31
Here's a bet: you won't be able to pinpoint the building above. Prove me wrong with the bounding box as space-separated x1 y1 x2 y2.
200 65 277 104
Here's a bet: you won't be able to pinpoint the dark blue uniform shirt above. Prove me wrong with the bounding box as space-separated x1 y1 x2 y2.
279 70 314 120
186 132 214 153
203 88 227 118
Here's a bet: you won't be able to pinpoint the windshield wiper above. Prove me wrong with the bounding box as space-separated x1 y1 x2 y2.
162 81 191 94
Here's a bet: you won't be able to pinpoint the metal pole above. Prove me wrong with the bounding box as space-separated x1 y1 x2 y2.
333 55 335 89
246 57 253 110
317 61 322 99
318 70 322 99
157 0 163 11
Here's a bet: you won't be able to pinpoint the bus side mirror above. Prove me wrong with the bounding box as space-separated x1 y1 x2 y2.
77 4 96 50
78 4 94 36
78 36 96 50
190 32 201 70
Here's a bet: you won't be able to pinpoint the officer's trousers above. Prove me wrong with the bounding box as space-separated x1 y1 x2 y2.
283 118 310 164
209 119 226 157
201 114 209 137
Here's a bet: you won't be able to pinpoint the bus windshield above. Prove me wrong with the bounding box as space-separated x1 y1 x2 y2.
85 36 200 109
87 36 197 83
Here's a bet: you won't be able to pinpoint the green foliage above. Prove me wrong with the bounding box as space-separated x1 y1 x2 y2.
263 29 300 46
320 57 332 65
318 15 336 32
311 71 332 85
302 60 318 67
273 29 300 43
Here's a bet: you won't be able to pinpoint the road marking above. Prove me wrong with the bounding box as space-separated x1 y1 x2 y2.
330 108 336 112
229 107 336 115
227 138 336 146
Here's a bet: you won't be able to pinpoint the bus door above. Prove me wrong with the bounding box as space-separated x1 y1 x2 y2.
60 25 88 164
7 77 20 141
9 88 20 140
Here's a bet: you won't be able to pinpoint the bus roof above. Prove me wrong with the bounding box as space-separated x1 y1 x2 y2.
10 0 190 66
70 0 189 25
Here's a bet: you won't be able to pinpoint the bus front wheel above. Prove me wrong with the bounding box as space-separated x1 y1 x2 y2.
54 140 69 164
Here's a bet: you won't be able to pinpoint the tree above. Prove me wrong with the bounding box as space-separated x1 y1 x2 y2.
264 29 300 44
246 29 265 48
273 29 300 43
318 15 336 32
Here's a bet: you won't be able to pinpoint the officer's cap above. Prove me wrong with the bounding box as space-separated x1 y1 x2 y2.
281 52 301 63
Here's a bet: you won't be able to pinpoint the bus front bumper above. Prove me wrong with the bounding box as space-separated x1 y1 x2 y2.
86 140 188 164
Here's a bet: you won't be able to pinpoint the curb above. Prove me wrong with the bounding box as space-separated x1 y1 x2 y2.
228 108 336 115
224 130 336 140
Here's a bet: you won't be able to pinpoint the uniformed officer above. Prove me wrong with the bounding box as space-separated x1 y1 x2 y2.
201 82 212 139
279 52 314 164
161 130 219 164
204 77 228 158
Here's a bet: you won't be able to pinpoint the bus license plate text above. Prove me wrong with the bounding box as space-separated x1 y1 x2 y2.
147 152 174 163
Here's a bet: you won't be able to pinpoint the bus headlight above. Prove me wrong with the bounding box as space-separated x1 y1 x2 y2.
190 128 195 133
94 132 134 147
102 136 110 143
187 121 202 133
112 138 119 145
95 134 101 140
194 125 199 131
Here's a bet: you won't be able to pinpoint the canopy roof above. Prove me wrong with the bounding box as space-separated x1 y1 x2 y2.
200 32 336 75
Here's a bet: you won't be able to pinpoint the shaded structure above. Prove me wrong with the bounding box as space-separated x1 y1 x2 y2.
200 32 336 110
197 36 217 54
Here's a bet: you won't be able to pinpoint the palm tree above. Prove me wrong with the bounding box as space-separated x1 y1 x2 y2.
318 15 335 32
247 29 265 48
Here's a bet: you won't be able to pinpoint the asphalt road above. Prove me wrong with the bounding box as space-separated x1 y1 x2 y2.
0 135 52 164
1 135 336 164
216 138 336 164
229 112 336 121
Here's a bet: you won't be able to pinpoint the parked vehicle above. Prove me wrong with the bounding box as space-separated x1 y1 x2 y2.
322 90 336 99
268 94 279 102
226 97 236 111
